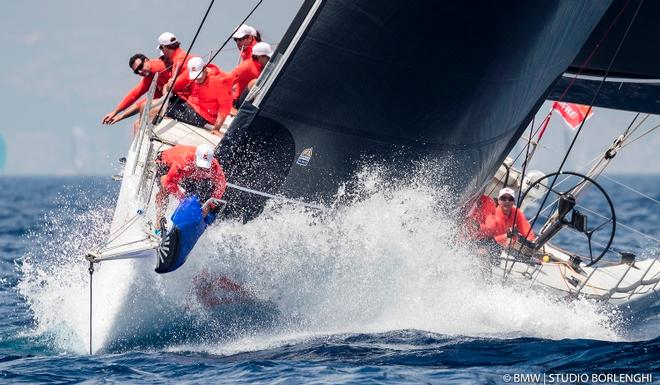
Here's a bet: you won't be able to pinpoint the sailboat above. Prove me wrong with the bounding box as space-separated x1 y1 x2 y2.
85 0 659 352
477 122 660 308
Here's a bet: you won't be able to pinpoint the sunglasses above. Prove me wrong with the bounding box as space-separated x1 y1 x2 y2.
133 60 145 75
233 36 249 42
499 196 515 202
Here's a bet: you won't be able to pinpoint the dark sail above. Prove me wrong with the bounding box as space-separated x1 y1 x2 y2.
550 0 660 114
217 0 612 221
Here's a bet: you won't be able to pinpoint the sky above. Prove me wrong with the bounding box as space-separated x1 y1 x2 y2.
0 0 658 176
0 0 303 176
516 101 660 176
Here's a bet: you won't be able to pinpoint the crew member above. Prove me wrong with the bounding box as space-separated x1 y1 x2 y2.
157 32 197 98
229 42 273 107
232 24 260 63
158 32 187 76
102 53 171 129
165 57 233 135
482 187 536 246
155 143 227 228
465 194 497 240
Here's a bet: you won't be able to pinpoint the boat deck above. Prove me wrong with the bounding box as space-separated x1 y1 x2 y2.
91 118 224 263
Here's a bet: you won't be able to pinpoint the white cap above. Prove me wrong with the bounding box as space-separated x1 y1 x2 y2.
498 187 516 200
188 57 205 80
252 42 273 58
157 32 178 48
195 144 214 169
232 24 256 39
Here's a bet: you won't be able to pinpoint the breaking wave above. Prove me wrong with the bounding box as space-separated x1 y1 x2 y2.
18 165 621 354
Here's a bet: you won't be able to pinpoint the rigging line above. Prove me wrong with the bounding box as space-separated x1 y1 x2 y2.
504 118 536 256
574 203 660 244
161 120 218 146
518 144 626 203
515 112 643 172
98 237 157 254
510 100 641 196
226 183 326 211
484 120 535 200
622 112 642 137
525 0 644 239
154 0 215 122
93 250 156 263
88 262 94 356
510 106 554 167
180 0 266 93
598 174 660 206
142 143 168 212
517 121 535 203
620 122 660 149
204 0 265 71
523 117 659 208
505 0 636 183
510 117 535 165
552 0 633 104
102 213 141 246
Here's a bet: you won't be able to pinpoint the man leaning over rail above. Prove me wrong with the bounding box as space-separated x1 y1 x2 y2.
102 53 171 133
155 143 227 233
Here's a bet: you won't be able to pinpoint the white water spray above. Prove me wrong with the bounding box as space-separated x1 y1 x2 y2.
19 165 621 354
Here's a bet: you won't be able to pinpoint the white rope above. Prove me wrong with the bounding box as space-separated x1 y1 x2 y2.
98 237 155 254
598 174 660 206
574 203 660 244
621 120 660 149
226 182 327 211
93 251 155 262
101 213 142 246
521 118 660 210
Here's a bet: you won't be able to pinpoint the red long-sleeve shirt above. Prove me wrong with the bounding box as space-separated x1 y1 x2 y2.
169 48 188 76
179 71 233 125
164 48 194 98
172 63 223 99
159 145 196 167
160 147 226 201
229 58 263 101
466 195 497 239
240 40 257 62
482 206 536 246
115 59 170 112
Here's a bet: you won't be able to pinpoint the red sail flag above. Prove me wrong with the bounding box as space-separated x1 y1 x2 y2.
552 102 594 130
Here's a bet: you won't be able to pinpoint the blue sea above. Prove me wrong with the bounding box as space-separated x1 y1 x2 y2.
1 175 659 384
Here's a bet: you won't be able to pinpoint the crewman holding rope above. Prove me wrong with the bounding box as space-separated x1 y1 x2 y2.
155 143 227 232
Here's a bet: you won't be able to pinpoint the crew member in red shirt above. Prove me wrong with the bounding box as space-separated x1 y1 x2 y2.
165 57 233 135
158 32 187 75
157 32 196 99
465 194 497 240
102 53 171 127
232 24 260 63
230 42 272 107
155 143 227 227
482 187 536 246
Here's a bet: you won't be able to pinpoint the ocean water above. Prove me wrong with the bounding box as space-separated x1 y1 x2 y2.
1 174 659 384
